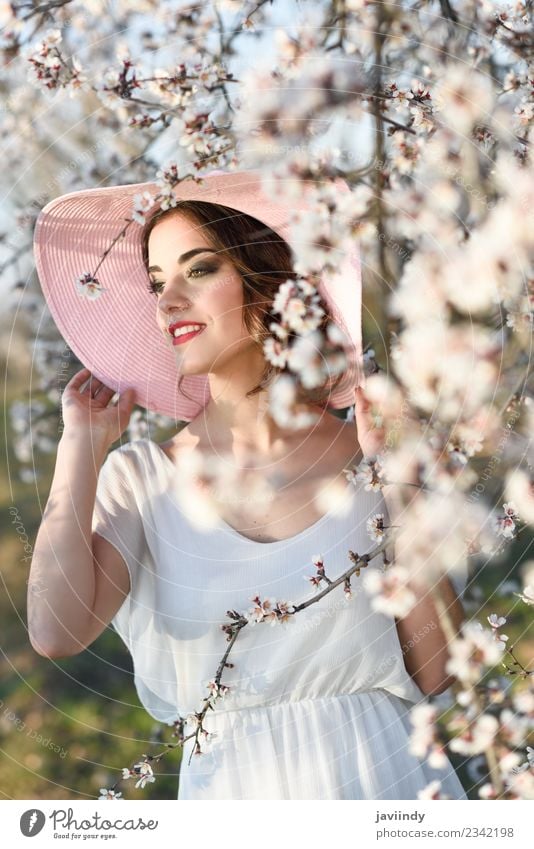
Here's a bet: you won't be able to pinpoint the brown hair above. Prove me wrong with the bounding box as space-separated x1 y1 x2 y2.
141 200 348 416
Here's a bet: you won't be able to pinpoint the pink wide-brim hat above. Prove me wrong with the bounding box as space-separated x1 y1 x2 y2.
33 168 365 422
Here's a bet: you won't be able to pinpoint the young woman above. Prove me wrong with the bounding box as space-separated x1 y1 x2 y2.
29 170 468 800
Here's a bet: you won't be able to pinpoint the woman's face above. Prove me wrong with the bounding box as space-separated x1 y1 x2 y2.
147 213 256 375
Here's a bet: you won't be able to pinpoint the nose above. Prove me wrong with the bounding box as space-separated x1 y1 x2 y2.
157 275 192 318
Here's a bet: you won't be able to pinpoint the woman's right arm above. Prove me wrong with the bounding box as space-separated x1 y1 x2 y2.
27 368 136 659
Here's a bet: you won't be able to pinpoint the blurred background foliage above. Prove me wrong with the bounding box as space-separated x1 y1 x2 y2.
1 345 179 798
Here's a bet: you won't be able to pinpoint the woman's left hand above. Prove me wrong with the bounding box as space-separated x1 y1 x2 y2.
354 385 386 459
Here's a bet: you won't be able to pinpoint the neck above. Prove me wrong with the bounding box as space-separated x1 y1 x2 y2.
200 351 325 456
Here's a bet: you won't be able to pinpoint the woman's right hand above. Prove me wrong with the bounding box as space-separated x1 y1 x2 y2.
61 368 137 447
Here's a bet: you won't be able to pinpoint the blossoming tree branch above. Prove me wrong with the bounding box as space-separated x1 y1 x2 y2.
2 0 533 799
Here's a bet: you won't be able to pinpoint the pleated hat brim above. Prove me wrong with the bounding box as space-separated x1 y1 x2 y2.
33 169 364 421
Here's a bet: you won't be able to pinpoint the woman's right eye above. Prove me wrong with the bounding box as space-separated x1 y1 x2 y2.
146 264 213 296
146 278 164 296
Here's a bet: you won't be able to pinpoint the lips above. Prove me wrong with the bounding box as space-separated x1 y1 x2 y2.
167 322 207 346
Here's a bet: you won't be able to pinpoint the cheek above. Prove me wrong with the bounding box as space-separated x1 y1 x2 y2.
202 275 245 329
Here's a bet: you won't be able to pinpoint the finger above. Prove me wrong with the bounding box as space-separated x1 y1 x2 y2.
85 375 107 397
66 368 91 390
116 387 136 412
93 385 116 405
355 386 370 411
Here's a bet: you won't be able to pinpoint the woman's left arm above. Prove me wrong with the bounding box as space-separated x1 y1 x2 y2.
394 574 466 696
353 385 467 696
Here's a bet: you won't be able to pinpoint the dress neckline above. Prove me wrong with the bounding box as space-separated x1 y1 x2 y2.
144 437 358 548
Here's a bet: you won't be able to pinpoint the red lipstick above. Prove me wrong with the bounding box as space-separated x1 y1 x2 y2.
168 320 206 346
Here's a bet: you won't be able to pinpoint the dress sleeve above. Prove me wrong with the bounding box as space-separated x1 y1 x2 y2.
91 440 181 723
91 443 148 653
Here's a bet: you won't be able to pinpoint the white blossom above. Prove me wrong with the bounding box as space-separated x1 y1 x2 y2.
170 449 275 531
268 373 319 430
478 783 497 799
393 321 500 421
504 766 534 799
449 714 499 756
99 788 122 800
499 709 531 747
131 761 156 790
363 565 417 618
263 336 288 368
286 331 326 388
505 470 534 525
246 596 293 626
417 779 446 800
408 704 439 759
513 688 534 716
132 191 157 225
366 513 385 542
515 585 534 606
345 456 385 492
121 761 156 789
446 621 507 685
434 65 493 134
75 272 106 300
206 680 230 698
392 489 493 585
492 502 520 540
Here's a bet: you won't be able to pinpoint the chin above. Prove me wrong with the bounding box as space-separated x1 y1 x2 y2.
173 346 217 374
174 359 212 376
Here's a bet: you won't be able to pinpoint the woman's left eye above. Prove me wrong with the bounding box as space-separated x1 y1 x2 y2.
186 264 215 279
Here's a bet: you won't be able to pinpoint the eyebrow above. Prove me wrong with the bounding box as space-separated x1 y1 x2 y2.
148 248 218 273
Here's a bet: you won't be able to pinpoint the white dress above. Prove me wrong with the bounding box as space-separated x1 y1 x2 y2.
92 437 468 801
